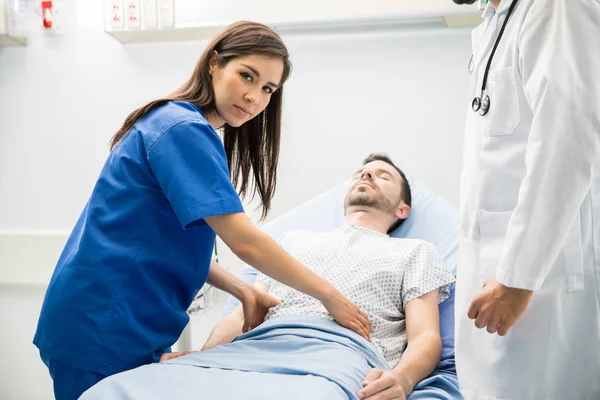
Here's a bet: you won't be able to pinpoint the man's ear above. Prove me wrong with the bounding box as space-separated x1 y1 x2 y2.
395 202 410 221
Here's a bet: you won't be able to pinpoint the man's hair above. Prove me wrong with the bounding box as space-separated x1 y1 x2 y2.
362 153 411 233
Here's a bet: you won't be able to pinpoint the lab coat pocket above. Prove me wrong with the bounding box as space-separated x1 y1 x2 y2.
484 67 520 137
563 214 584 292
477 210 512 280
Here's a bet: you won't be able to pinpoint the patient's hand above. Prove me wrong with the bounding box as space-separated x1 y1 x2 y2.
240 287 281 333
357 369 408 400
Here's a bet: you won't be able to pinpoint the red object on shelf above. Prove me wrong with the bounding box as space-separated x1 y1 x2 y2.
42 1 53 29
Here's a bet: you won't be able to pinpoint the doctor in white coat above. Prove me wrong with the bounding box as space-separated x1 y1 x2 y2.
452 0 600 399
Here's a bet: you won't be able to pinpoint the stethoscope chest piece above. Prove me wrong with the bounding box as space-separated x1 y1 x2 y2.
472 94 490 116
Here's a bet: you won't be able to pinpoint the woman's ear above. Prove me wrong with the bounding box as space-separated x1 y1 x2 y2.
208 51 219 75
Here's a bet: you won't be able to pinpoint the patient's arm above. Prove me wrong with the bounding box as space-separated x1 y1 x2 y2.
393 290 442 392
358 290 442 400
202 281 272 351
201 305 244 351
160 280 276 362
206 262 280 333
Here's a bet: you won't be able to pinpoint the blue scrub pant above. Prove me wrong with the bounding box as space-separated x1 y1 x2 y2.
39 351 107 400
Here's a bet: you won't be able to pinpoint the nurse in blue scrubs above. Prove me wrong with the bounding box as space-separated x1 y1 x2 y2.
33 21 372 400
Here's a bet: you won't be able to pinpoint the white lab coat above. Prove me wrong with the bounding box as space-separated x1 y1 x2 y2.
455 0 600 399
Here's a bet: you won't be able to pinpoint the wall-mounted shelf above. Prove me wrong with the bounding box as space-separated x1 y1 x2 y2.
107 15 483 44
105 0 483 44
106 24 223 43
442 14 483 29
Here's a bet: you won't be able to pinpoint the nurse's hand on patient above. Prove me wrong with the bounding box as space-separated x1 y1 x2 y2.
240 287 281 333
467 279 533 336
322 290 372 342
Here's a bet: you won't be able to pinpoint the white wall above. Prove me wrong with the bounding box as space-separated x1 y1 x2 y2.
0 284 53 399
0 0 472 399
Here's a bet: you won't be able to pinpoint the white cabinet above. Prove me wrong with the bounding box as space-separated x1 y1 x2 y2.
0 1 6 34
105 0 483 44
0 0 28 46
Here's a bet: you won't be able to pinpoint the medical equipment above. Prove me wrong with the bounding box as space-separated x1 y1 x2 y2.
471 0 519 116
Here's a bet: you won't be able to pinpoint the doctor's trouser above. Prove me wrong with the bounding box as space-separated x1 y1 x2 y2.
454 241 600 400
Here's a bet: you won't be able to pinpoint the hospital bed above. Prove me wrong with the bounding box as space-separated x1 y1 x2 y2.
81 178 461 400
221 178 462 399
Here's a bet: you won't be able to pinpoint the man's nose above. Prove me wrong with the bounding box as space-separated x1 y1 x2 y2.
361 170 373 180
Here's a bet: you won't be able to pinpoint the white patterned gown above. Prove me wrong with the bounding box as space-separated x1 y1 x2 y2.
257 225 455 368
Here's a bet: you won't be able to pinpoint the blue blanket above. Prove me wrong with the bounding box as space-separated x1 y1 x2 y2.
81 316 461 399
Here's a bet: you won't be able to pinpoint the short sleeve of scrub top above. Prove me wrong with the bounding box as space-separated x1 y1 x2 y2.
146 119 243 228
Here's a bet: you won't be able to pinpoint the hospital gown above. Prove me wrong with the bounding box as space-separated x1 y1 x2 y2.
257 225 455 367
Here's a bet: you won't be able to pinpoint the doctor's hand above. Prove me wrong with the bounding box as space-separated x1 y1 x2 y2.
468 279 533 336
240 286 281 333
357 369 408 400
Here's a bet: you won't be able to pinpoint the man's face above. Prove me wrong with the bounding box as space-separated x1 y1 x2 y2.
344 160 404 215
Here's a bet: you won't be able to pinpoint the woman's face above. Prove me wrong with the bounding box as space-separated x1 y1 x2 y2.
207 54 284 129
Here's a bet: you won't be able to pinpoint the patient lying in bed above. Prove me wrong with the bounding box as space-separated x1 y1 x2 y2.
81 154 455 400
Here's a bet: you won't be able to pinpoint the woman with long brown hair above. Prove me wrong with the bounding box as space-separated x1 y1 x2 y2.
33 21 371 400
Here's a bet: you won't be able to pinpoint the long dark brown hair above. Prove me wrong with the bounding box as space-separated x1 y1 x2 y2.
109 21 292 219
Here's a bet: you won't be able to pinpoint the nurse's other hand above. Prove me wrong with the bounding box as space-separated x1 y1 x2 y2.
322 290 372 342
159 351 196 362
467 279 533 336
240 287 281 333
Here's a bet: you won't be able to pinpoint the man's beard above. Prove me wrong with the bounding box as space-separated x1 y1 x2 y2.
452 0 477 4
344 185 398 214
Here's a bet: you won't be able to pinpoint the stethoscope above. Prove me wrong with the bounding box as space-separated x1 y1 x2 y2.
471 0 519 116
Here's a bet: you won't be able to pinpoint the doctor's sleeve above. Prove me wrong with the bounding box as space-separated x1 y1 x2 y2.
495 0 600 290
146 120 244 229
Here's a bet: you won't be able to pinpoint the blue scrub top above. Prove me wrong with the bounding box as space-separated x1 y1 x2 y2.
33 101 244 375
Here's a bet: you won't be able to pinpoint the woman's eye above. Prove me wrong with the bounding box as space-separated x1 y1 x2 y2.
263 86 273 94
241 72 253 82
